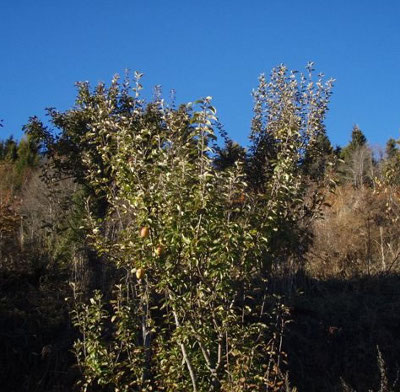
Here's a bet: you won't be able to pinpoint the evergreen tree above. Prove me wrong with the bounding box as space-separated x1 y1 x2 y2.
341 124 367 162
385 138 398 160
15 134 40 172
213 140 246 171
382 137 400 185
302 132 334 180
350 124 367 148
339 125 373 187
4 137 18 161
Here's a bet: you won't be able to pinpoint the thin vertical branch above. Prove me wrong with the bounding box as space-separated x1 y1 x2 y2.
172 309 198 392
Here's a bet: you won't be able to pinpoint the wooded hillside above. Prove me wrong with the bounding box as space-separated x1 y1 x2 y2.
1 65 400 391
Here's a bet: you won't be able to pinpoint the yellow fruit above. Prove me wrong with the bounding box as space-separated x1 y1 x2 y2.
155 245 164 256
136 268 145 280
140 226 149 238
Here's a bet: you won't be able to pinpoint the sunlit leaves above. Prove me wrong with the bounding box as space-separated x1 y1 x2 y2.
62 70 304 391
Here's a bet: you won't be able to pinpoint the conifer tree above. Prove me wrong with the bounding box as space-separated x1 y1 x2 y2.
340 124 367 162
302 132 334 181
4 137 18 161
383 137 400 185
385 138 397 160
339 125 373 187
213 140 246 171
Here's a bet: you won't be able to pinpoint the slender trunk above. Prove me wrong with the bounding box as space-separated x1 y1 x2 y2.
197 339 220 389
141 281 152 383
172 309 198 392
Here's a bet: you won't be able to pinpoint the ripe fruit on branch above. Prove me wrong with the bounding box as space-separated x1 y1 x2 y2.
237 193 246 204
230 193 246 206
155 245 164 256
136 268 145 280
140 226 149 238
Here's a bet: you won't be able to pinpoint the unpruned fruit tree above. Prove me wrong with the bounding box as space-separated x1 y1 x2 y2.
26 64 333 391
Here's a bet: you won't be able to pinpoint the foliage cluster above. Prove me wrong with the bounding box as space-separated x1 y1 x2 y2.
2 63 400 391
21 65 332 391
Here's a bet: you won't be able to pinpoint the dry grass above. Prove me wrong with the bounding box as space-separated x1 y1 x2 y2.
306 185 400 278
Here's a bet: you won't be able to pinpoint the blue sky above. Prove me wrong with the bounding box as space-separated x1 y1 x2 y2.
1 1 399 149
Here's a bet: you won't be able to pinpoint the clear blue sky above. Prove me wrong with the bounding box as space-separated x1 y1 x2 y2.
1 0 399 148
